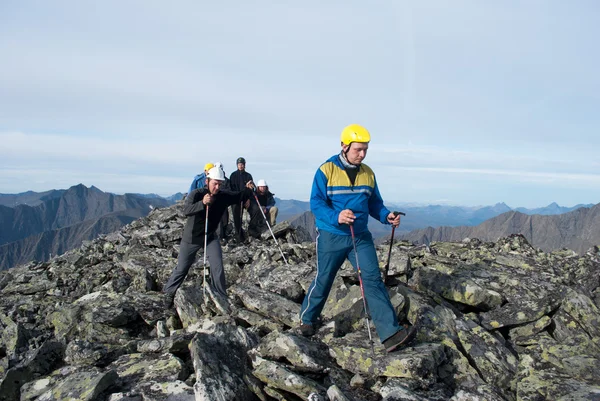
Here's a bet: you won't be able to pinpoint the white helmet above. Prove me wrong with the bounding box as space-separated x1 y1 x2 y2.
214 162 223 170
206 166 225 181
256 179 268 187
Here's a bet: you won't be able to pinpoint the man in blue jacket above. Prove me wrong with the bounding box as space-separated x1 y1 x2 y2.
188 162 215 195
298 124 416 353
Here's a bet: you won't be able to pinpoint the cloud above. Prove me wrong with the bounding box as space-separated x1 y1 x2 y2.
387 166 600 185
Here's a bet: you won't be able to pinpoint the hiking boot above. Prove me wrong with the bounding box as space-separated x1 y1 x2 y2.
383 326 417 353
163 292 175 309
298 323 316 337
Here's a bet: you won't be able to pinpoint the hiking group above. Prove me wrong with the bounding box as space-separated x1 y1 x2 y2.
163 124 417 353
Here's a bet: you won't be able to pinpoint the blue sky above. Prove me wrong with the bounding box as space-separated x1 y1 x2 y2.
1 1 599 208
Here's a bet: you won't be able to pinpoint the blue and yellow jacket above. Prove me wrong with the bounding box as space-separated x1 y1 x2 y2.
310 154 391 236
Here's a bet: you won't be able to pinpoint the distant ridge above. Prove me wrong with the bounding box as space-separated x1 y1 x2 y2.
0 184 178 270
400 203 600 254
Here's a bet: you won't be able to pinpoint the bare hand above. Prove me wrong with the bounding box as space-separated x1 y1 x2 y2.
338 209 356 225
203 194 213 205
387 212 401 227
246 181 255 190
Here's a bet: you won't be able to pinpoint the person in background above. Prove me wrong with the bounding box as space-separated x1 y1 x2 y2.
213 162 232 243
298 124 417 353
247 179 278 239
163 167 255 308
229 157 253 243
188 163 214 195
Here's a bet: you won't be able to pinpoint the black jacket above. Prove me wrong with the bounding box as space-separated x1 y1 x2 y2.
182 187 252 244
229 170 253 192
254 191 276 209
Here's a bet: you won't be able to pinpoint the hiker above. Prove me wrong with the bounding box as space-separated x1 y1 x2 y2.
213 162 232 243
247 179 278 239
298 124 417 353
229 157 253 243
188 162 214 195
163 166 255 308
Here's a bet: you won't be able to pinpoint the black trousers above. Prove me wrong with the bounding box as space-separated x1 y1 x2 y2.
163 237 227 298
232 202 245 240
217 207 229 239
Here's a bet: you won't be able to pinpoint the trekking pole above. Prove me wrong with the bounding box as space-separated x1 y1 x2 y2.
383 211 405 285
349 224 375 356
203 204 209 300
252 192 289 266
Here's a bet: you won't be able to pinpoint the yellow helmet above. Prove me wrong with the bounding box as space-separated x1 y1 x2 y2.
340 124 371 145
204 162 215 171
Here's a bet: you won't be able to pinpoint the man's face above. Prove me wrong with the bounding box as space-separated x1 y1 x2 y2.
237 162 245 171
342 142 369 165
257 186 268 195
208 179 223 195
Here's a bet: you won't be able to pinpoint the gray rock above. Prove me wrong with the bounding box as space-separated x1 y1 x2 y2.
251 356 326 400
253 331 331 372
0 314 28 357
2 200 600 401
455 319 518 394
136 334 194 354
328 331 445 385
190 320 258 401
137 380 195 401
230 283 301 328
0 341 64 401
36 369 118 401
108 352 187 392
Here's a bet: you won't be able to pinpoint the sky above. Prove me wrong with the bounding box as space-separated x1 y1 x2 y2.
1 1 599 208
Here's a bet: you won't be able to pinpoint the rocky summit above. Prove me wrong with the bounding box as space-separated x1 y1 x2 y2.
1 202 599 401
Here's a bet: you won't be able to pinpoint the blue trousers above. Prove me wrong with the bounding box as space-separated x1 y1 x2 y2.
299 229 400 342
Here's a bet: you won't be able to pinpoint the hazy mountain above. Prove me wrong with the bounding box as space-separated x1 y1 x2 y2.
514 202 595 215
0 184 172 246
0 184 175 269
400 203 600 254
277 200 595 244
0 189 66 207
274 198 311 223
0 210 143 270
128 192 184 203
165 192 185 203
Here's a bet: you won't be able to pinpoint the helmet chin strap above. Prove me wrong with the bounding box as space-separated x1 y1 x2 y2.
342 144 361 166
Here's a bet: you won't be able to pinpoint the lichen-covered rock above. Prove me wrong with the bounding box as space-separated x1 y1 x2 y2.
251 356 327 400
64 340 128 367
35 369 118 401
327 331 445 385
253 331 331 372
508 315 551 345
416 266 503 310
0 341 64 401
190 320 258 401
229 283 301 328
377 245 410 280
455 319 517 394
232 308 284 335
136 333 194 354
108 353 187 391
1 200 599 401
46 291 142 344
137 380 195 401
0 314 28 357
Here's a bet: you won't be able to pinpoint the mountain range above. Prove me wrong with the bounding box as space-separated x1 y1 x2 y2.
1 184 597 269
278 199 596 240
0 184 175 269
400 203 600 254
